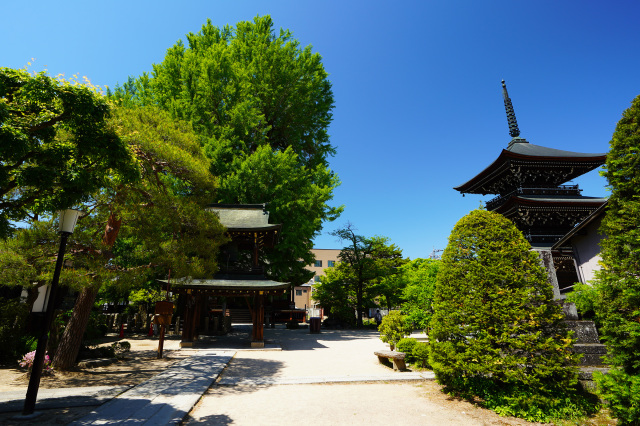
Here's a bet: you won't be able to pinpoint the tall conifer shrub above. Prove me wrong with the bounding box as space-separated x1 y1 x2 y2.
429 209 594 422
593 94 640 425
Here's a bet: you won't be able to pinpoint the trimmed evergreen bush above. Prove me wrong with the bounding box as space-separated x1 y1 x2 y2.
397 337 418 362
592 93 640 425
378 311 412 350
429 209 597 422
412 342 430 368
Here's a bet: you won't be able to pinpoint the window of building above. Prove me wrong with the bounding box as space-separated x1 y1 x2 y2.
328 260 335 267
295 290 302 296
314 276 321 282
303 289 307 293
314 260 322 267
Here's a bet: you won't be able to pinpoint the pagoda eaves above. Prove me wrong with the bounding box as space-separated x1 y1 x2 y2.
454 140 606 195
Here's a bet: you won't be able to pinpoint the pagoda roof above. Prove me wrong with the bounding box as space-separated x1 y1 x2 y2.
160 278 289 296
454 139 606 195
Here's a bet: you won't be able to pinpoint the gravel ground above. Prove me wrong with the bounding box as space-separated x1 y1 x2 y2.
0 326 615 425
185 326 541 425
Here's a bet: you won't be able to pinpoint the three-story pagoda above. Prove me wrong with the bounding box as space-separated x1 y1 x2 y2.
454 81 607 293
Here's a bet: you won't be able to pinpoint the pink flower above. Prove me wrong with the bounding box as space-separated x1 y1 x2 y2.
18 351 53 372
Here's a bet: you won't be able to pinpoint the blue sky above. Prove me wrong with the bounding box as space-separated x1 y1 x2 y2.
3 1 639 259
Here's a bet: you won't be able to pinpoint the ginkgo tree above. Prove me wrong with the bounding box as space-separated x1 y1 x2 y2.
111 15 342 284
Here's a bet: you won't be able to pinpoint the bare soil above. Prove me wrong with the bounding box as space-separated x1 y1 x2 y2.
0 335 187 392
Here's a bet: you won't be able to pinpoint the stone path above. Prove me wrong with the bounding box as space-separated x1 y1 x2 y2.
70 351 233 425
0 386 131 413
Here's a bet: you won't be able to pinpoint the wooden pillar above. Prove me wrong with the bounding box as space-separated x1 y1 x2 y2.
192 294 204 340
181 293 196 348
251 291 265 348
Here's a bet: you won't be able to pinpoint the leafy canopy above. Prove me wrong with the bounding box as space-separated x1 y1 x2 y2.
0 67 138 238
398 258 440 331
90 105 227 284
592 93 640 425
112 15 334 171
314 225 405 326
111 16 341 283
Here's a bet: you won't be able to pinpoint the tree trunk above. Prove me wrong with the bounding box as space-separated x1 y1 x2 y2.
103 212 122 247
52 286 99 370
53 211 121 371
356 285 363 327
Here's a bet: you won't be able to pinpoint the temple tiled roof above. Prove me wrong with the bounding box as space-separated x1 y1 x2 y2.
160 278 289 296
454 140 606 195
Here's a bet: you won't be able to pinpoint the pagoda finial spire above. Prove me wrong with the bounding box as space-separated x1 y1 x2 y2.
502 79 520 138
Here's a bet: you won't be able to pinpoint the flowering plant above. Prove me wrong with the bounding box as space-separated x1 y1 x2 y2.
19 351 53 374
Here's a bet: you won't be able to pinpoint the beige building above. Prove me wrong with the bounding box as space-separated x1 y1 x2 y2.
293 248 340 314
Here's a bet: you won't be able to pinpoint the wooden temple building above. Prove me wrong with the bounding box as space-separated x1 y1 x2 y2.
454 81 607 295
166 204 289 348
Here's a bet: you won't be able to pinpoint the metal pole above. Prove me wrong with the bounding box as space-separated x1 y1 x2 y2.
23 232 69 416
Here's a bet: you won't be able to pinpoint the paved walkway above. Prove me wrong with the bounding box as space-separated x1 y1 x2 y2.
0 386 131 413
70 351 234 425
0 325 436 425
184 326 511 425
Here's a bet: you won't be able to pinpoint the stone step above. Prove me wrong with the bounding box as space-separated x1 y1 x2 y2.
564 320 601 344
578 366 610 391
572 343 607 366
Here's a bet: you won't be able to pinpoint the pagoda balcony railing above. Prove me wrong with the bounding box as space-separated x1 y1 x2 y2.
485 185 582 210
523 232 568 245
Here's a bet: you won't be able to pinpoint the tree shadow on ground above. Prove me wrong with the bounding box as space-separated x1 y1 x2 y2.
265 326 381 351
213 357 285 395
195 324 381 351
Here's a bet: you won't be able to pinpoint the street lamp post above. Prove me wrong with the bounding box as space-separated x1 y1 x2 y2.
22 209 83 416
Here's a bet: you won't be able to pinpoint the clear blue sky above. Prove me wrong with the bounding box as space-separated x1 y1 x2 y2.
3 1 639 259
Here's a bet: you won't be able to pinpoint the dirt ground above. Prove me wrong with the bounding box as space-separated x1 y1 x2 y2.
0 335 187 393
0 334 618 425
0 335 188 425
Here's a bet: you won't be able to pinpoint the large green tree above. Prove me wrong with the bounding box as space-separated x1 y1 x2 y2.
314 225 405 327
429 209 590 422
51 105 227 369
111 15 341 283
0 68 138 238
592 94 640 425
1 104 228 369
398 258 440 332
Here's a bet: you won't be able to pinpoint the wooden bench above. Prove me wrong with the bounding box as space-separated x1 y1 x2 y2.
374 350 406 371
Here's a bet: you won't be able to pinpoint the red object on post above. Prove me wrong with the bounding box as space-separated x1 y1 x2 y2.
148 323 154 336
119 323 124 338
